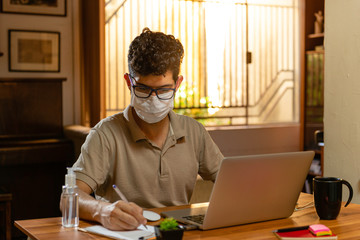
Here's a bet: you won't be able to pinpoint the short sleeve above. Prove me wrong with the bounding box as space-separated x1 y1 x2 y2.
73 128 111 192
198 126 224 182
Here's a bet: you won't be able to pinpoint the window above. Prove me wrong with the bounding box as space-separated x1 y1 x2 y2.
105 0 300 126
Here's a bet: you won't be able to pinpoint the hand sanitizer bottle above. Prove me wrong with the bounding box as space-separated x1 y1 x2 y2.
61 167 79 227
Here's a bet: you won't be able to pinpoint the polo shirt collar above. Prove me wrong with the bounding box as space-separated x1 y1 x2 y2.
168 110 186 140
123 105 145 142
123 105 186 142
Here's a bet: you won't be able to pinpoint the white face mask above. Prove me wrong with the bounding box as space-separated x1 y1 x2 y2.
131 88 174 124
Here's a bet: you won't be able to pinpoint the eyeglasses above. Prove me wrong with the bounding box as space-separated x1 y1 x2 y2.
128 74 176 100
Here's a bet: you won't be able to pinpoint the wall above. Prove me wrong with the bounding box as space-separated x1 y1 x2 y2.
0 1 81 126
324 0 360 203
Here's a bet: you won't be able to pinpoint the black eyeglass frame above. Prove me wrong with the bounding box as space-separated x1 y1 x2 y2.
128 74 176 100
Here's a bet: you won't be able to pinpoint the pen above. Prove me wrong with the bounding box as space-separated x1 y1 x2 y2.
273 225 309 233
112 184 148 230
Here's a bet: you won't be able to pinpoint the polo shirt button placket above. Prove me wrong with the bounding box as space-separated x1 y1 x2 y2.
159 153 168 178
159 135 176 178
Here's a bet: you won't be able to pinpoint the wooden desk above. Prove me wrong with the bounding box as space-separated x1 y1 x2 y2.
15 193 360 239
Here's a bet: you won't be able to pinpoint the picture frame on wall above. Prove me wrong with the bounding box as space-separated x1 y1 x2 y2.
8 29 60 72
1 0 66 16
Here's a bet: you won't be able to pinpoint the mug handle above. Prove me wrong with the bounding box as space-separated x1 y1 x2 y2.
342 179 353 207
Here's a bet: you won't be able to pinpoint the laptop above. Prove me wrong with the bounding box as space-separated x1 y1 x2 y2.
161 151 315 230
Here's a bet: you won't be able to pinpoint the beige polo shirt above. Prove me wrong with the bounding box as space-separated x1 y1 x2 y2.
73 105 223 208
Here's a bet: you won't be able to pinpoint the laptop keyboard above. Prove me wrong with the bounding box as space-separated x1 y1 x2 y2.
183 214 205 224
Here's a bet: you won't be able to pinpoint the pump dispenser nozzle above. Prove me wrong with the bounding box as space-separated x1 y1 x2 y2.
65 167 82 187
65 167 76 188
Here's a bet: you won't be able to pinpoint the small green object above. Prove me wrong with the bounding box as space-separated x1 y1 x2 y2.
159 218 179 231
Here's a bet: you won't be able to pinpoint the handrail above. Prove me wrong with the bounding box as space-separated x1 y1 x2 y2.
105 0 128 23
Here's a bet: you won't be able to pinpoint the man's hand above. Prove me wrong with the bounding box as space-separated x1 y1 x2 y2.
74 180 147 231
98 200 147 230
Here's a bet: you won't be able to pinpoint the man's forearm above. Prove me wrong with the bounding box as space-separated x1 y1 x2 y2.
77 188 106 223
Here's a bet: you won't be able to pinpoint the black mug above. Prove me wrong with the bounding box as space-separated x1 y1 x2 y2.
313 176 353 220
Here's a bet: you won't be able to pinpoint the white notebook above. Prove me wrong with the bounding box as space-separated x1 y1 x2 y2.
79 225 155 240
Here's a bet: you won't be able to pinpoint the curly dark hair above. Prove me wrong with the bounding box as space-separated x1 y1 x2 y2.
128 28 184 81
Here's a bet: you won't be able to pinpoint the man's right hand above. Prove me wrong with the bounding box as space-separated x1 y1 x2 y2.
74 180 147 231
97 200 147 230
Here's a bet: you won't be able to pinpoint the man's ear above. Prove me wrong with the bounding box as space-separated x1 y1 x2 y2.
175 75 183 91
124 73 131 90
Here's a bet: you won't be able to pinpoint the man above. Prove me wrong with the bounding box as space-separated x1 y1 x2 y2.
71 28 223 230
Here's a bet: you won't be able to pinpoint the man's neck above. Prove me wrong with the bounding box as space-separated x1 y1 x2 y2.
131 107 170 148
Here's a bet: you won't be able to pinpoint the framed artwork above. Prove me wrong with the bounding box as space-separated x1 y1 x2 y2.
1 0 66 16
8 29 60 72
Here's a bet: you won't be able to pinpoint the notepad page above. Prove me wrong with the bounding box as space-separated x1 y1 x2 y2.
80 225 155 240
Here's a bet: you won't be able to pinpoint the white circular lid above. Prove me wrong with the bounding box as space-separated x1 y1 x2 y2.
143 210 161 221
